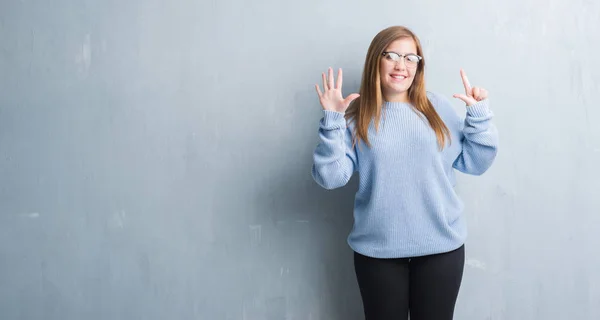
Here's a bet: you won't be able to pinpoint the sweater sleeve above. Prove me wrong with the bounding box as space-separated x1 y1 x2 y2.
452 98 499 175
311 110 358 189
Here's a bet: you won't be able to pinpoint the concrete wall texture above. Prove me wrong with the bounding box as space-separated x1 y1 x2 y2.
1 0 599 319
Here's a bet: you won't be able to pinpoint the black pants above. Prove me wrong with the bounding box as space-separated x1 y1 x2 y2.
353 245 465 320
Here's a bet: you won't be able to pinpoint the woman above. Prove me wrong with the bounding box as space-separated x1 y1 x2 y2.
311 26 499 320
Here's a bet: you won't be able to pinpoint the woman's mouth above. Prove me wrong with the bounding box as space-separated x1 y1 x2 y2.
390 74 407 82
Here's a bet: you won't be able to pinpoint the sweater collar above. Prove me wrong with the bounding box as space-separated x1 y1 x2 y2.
382 101 412 109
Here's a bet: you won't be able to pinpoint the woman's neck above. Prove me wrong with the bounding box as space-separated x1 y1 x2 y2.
383 92 409 103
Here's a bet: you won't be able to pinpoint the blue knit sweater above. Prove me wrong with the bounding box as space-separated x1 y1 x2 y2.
311 91 499 258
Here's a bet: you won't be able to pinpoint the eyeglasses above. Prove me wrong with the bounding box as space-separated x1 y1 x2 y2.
381 51 422 68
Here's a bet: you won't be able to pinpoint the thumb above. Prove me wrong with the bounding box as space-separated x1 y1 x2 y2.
344 93 360 106
453 93 473 105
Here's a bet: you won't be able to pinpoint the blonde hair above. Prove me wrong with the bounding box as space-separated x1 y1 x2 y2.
346 26 451 150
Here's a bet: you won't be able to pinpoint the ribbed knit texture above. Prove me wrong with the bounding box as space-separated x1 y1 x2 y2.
311 91 499 258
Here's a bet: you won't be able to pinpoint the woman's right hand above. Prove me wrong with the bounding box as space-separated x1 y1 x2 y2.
315 67 360 113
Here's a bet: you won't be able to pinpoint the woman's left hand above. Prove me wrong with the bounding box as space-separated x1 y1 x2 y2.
453 69 488 106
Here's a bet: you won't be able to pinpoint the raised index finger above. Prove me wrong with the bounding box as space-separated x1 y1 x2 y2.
460 69 472 94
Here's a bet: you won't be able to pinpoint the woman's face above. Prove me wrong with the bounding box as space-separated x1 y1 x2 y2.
379 38 420 102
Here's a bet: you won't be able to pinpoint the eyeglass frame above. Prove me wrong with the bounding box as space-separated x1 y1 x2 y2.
381 51 422 68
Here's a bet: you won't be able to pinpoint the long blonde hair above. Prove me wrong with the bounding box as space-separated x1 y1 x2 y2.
346 26 451 150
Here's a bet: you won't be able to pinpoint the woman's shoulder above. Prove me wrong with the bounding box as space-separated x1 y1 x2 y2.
345 114 357 133
426 91 452 109
426 90 462 124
